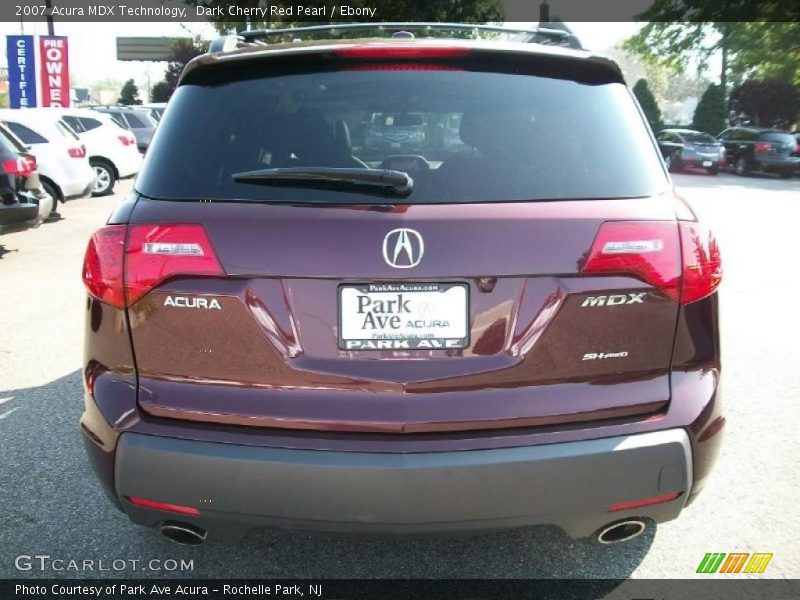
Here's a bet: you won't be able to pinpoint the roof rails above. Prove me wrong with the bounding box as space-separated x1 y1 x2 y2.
208 22 583 53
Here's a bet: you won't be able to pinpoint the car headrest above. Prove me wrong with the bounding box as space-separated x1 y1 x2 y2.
459 108 538 158
332 119 352 155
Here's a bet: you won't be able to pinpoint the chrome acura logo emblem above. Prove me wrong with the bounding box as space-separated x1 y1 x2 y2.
382 228 424 269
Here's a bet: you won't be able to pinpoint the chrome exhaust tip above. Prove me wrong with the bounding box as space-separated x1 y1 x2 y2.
159 522 207 546
597 519 647 544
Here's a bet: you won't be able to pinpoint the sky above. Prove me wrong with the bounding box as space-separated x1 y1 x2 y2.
0 20 641 98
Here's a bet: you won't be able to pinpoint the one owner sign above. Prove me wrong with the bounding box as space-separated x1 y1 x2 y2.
39 36 70 107
6 35 37 108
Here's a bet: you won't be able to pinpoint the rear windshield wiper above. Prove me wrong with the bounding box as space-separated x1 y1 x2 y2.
232 167 413 195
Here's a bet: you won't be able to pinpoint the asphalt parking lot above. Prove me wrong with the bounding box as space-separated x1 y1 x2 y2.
1 172 799 582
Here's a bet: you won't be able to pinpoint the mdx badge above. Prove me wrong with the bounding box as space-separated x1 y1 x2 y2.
580 293 645 308
383 228 424 269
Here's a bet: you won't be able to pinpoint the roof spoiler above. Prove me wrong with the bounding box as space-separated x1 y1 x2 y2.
208 22 583 53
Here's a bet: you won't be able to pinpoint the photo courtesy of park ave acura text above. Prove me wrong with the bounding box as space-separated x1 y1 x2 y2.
0 0 798 597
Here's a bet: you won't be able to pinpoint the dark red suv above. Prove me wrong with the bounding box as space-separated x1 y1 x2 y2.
81 27 724 546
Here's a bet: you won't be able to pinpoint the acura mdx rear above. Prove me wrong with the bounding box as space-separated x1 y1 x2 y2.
81 38 724 545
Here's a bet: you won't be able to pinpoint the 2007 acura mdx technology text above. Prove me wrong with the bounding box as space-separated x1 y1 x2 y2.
81 26 724 547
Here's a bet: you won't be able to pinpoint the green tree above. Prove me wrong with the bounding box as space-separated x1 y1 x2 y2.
118 79 141 105
730 79 800 129
692 84 727 135
150 81 171 103
633 79 664 132
149 36 210 103
729 23 800 87
623 22 746 105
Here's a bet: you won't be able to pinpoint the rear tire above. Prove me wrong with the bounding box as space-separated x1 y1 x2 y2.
41 179 61 220
90 159 116 196
735 157 750 176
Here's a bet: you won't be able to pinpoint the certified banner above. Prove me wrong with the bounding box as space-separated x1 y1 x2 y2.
6 35 37 108
38 36 70 107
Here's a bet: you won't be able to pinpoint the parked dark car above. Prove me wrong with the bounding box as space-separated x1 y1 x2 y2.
656 129 725 175
718 126 800 178
91 107 157 154
81 31 724 547
0 122 54 233
364 112 427 158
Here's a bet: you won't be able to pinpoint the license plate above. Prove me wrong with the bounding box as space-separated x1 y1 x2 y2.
338 282 469 350
702 160 713 167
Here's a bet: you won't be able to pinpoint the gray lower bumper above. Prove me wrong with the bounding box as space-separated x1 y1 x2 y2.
115 429 692 540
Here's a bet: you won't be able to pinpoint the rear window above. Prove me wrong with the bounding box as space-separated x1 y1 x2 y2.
79 117 103 132
4 122 48 145
759 132 796 145
62 115 85 133
137 64 668 204
681 131 717 144
0 124 25 154
56 120 80 141
104 112 128 129
124 113 148 128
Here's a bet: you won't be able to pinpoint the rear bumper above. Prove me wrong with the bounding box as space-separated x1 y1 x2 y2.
112 428 691 540
0 201 38 229
753 156 800 173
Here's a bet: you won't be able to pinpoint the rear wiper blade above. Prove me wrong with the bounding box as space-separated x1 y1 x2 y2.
232 167 413 195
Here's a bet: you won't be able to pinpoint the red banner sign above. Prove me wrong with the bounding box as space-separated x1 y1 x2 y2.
39 36 70 107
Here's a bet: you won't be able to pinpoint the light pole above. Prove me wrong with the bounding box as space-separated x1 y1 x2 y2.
45 0 55 35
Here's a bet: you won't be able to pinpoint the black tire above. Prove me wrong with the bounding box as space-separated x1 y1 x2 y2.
90 159 116 196
735 157 750 176
707 166 719 175
41 179 61 220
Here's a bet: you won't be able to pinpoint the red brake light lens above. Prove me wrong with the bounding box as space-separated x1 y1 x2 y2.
127 496 200 516
82 224 225 308
125 224 224 306
68 145 86 158
582 221 682 301
82 225 127 309
582 220 722 305
678 221 722 304
608 491 681 512
2 156 36 177
333 45 471 60
754 142 771 153
118 134 134 146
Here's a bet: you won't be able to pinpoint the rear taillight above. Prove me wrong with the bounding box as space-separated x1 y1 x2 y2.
82 223 225 308
582 221 682 301
82 225 127 308
754 142 771 153
126 224 224 305
678 221 722 304
333 45 471 59
68 145 86 158
118 134 134 146
582 220 722 305
1 156 36 177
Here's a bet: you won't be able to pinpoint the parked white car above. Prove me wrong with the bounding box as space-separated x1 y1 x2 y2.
0 109 95 205
58 108 142 196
